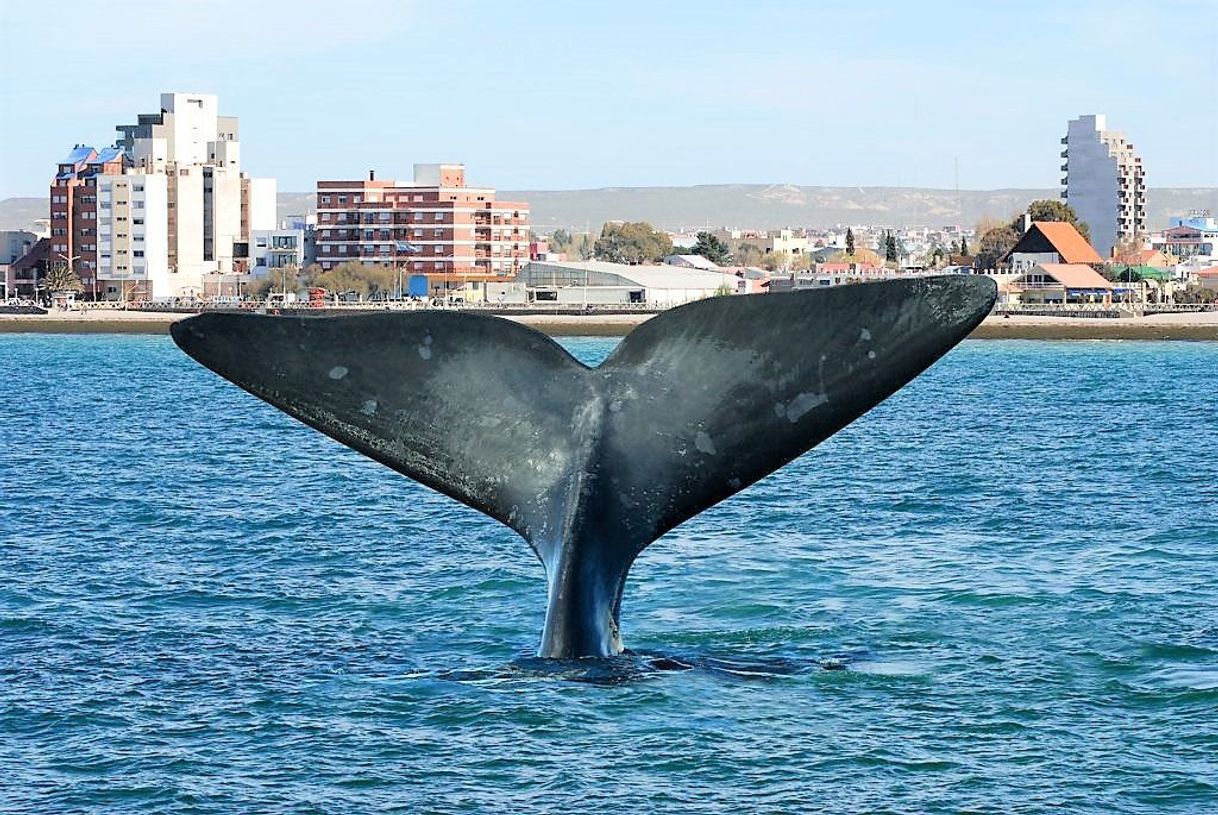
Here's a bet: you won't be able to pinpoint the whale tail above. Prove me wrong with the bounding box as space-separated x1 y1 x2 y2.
172 275 996 657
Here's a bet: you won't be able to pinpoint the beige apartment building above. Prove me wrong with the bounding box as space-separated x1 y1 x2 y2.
315 164 529 281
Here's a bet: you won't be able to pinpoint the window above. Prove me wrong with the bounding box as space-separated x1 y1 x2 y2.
434 213 444 221
322 245 331 254
134 201 144 209
338 195 347 203
433 229 442 237
133 218 144 225
414 213 423 222
413 262 423 270
321 195 331 204
133 185 144 192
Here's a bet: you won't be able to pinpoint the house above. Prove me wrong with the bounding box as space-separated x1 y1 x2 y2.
1193 266 1218 291
1003 221 1103 272
7 238 52 300
1005 263 1113 304
1113 247 1172 268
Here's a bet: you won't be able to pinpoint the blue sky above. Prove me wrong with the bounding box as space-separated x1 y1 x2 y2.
1 0 1215 197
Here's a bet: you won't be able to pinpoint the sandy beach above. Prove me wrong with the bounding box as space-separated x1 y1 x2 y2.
2 307 1216 340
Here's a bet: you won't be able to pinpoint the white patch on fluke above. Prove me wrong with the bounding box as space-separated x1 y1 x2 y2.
868 350 876 359
417 345 432 361
694 431 717 455
860 327 871 341
784 391 828 422
478 415 503 428
328 366 348 380
361 399 378 416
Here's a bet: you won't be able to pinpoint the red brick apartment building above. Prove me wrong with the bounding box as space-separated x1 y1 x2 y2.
314 164 529 281
49 145 126 298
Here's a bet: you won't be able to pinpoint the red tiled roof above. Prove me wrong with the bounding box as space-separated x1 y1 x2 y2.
1195 266 1218 277
1035 263 1112 289
1031 222 1103 264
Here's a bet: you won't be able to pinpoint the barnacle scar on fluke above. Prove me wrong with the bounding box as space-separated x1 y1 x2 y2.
171 276 997 658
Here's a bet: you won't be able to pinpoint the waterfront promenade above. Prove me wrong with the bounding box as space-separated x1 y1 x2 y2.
2 304 1217 340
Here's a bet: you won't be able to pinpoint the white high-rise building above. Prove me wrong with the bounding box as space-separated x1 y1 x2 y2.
107 92 277 298
1061 114 1146 259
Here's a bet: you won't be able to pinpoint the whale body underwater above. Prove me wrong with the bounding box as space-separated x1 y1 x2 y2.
171 275 997 659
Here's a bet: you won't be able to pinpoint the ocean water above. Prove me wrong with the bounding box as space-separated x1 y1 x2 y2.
1 333 1217 814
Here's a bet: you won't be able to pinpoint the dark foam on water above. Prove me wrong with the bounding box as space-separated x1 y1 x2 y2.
412 650 836 686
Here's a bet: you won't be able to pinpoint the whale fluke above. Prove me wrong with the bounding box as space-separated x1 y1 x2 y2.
172 275 996 657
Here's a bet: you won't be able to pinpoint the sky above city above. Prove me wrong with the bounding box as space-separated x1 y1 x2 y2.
1 0 1215 197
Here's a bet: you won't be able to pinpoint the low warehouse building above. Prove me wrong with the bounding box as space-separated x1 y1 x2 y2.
520 261 738 307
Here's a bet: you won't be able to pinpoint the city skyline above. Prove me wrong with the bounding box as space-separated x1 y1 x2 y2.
1 0 1216 199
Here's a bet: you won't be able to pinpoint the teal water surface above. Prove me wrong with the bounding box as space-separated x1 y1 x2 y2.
1 334 1217 813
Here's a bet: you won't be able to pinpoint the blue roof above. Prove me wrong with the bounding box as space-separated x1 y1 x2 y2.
60 145 95 165
87 146 122 164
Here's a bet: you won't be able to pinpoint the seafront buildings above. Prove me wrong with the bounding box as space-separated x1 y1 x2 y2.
1061 114 1146 259
48 92 277 300
314 165 529 284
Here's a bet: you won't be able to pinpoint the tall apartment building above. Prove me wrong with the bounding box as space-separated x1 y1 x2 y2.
48 92 277 300
315 164 529 280
49 145 126 298
1061 114 1146 259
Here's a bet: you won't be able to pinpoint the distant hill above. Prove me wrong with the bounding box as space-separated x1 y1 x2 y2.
501 185 1218 233
3 186 1215 234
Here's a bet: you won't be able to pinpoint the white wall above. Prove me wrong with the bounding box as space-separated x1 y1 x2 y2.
161 92 220 165
172 167 205 279
246 177 277 232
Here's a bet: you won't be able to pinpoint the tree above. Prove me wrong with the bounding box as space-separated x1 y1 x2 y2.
975 226 1019 270
845 227 855 256
759 250 790 271
44 263 83 293
300 261 397 301
959 236 969 256
1012 199 1091 242
247 265 302 299
549 228 572 254
884 232 899 263
574 233 594 261
689 231 732 265
593 222 673 264
735 243 763 267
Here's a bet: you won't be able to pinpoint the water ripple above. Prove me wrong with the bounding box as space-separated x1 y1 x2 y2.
2 335 1217 813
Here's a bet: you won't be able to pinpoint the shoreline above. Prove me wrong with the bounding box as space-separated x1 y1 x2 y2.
1 310 1216 340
